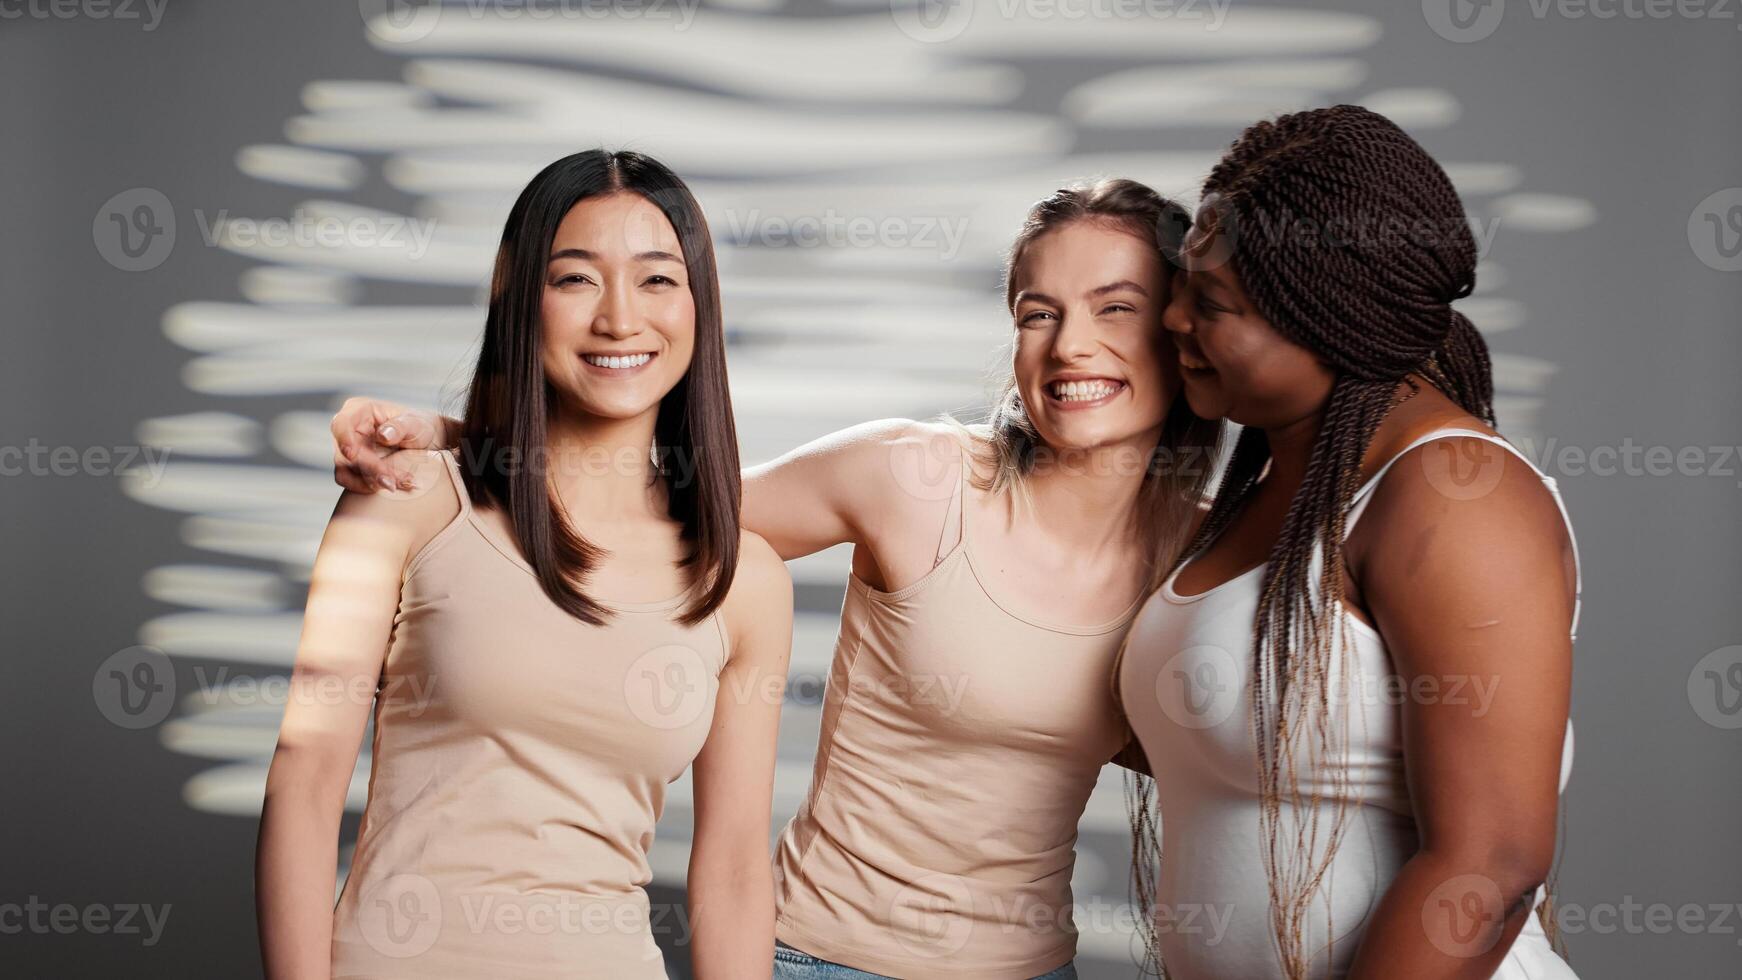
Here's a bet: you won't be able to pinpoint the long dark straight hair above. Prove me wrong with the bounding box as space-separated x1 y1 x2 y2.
454 149 739 628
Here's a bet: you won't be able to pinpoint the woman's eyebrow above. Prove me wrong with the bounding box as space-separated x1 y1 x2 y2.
1089 279 1148 298
547 248 684 263
1012 289 1059 307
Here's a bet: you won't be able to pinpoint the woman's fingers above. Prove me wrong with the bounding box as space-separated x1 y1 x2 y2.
378 411 439 450
332 397 393 461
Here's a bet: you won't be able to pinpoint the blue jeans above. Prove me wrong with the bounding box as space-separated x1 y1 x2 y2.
772 940 1078 979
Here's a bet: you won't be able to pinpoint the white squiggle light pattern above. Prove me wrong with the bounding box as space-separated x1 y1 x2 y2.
128 6 1597 963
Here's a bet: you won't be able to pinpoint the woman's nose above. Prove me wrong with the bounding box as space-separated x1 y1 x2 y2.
591 283 641 338
1052 311 1097 360
1161 288 1192 337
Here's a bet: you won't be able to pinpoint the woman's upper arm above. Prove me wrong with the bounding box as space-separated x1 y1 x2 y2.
1358 442 1575 881
690 533 794 852
272 452 456 770
742 418 951 561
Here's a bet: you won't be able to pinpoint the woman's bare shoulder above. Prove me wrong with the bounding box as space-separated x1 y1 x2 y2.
326 449 465 572
718 528 794 641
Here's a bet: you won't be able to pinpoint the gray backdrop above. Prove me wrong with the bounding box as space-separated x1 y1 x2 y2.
3 0 1739 976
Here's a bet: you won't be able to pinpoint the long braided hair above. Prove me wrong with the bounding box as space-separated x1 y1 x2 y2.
1162 105 1497 976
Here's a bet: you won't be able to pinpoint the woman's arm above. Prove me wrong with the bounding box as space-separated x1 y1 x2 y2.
1345 441 1576 979
255 452 455 979
327 398 956 570
744 417 961 562
686 532 794 979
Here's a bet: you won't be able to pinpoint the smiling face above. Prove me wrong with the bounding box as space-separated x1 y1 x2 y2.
1162 195 1335 427
538 191 696 422
1009 218 1178 455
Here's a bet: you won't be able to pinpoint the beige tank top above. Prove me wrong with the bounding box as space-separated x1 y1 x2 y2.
330 449 727 980
772 445 1141 979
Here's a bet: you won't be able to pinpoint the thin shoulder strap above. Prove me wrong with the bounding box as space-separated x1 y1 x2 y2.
403 449 476 579
435 448 475 520
931 438 970 568
1345 427 1500 532
1345 427 1582 641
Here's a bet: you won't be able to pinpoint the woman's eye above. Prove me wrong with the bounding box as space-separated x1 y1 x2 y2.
644 275 678 287
1019 310 1055 326
1101 303 1136 316
552 273 592 287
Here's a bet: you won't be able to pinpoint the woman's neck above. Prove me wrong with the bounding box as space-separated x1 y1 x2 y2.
1018 435 1156 555
1259 410 1323 492
543 405 665 523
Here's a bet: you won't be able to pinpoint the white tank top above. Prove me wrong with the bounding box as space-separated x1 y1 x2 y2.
1117 428 1581 979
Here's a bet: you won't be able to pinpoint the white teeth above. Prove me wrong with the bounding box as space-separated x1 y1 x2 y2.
584 353 652 369
1051 379 1121 402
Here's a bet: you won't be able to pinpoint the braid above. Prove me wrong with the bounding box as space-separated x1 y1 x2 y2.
1162 104 1506 976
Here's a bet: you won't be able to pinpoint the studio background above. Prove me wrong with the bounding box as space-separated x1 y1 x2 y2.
4 1 1739 976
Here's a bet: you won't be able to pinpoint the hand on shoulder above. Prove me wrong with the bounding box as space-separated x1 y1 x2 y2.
332 449 466 571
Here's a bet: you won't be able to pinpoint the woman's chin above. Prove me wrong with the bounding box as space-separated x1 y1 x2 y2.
1031 420 1163 462
561 393 664 423
1179 381 1229 423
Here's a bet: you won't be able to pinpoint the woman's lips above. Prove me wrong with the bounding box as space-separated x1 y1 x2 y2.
1178 352 1215 374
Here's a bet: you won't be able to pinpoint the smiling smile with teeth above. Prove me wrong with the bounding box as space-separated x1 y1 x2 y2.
582 352 655 370
1048 378 1125 402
